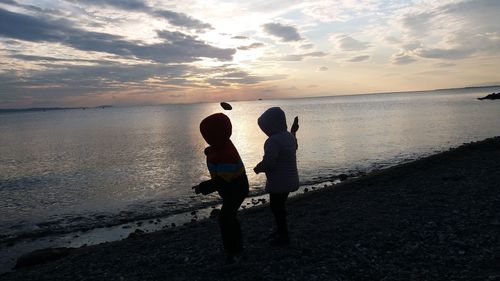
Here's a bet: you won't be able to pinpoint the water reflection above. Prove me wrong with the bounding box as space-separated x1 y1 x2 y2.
1 88 500 239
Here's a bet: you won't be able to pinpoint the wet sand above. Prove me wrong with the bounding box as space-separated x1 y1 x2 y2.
2 136 500 281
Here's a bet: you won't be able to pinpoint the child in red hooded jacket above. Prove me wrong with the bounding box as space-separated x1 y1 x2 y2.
193 113 249 265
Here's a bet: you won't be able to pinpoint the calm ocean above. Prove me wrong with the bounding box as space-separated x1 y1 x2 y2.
1 87 500 248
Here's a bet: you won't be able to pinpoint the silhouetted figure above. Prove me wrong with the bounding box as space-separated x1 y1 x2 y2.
254 107 299 247
192 113 249 265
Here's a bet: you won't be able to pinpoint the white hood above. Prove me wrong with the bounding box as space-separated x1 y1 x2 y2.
257 107 287 136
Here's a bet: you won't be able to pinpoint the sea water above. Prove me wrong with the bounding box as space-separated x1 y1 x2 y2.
1 87 499 251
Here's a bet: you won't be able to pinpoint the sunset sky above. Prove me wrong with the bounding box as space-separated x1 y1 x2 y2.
0 0 499 108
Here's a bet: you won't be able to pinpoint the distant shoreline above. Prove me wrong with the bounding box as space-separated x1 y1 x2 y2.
285 84 500 102
1 85 499 111
0 105 112 114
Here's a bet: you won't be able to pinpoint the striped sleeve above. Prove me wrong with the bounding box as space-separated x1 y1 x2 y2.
208 161 245 182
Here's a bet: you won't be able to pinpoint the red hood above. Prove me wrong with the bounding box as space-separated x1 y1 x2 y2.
200 113 232 148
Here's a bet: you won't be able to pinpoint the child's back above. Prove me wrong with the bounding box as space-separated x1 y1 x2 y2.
194 113 248 264
254 107 299 247
254 107 299 194
197 113 248 196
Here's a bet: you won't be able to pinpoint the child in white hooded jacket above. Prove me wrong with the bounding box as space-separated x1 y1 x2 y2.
254 107 299 246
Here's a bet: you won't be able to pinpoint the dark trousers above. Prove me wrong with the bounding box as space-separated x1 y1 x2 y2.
270 192 290 240
219 188 247 256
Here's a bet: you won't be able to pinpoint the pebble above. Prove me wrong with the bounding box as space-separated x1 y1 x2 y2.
127 229 145 239
5 137 500 281
210 209 220 218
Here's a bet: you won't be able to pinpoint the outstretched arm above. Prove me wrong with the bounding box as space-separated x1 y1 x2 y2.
193 176 227 195
291 116 299 150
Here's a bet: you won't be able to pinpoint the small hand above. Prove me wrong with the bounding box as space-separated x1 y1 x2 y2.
253 167 260 174
204 146 213 156
192 185 201 194
291 116 299 134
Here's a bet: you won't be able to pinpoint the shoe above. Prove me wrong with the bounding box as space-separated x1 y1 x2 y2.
270 237 290 247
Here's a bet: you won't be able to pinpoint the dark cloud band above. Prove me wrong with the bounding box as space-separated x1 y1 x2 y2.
0 8 234 63
68 0 213 31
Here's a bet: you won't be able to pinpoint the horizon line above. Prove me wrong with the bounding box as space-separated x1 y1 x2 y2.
1 84 499 111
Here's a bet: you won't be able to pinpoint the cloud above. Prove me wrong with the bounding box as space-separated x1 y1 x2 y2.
1 63 193 90
0 2 292 108
415 47 474 60
391 52 417 65
66 0 213 31
2 0 499 108
435 62 455 68
300 43 314 50
237 42 265 50
0 0 61 14
262 22 303 42
392 0 500 61
0 61 285 107
0 7 71 42
206 72 287 86
74 0 148 10
400 10 436 37
232 35 249 40
301 0 380 22
333 34 370 51
402 41 422 51
0 8 234 63
152 10 212 32
347 55 370 62
385 36 401 44
10 53 105 63
261 51 328 61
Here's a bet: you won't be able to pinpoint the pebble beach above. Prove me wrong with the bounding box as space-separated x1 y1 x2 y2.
2 136 499 281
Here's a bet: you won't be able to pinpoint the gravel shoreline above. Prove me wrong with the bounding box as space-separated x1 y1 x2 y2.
2 137 500 281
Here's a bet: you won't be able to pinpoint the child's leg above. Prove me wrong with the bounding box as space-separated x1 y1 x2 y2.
219 194 245 257
269 192 290 242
